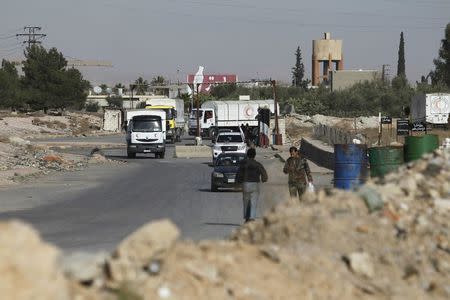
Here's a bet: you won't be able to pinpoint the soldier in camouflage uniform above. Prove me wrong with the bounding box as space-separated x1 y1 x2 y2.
283 146 313 199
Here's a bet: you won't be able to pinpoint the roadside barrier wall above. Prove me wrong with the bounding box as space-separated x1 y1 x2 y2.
300 138 334 170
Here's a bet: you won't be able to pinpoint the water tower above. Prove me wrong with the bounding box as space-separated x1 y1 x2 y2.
312 32 344 86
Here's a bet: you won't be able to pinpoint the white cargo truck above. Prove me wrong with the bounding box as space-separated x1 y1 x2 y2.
145 98 185 143
411 93 450 126
188 99 276 138
125 109 166 158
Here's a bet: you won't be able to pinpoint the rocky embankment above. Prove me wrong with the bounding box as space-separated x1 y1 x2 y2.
1 148 448 300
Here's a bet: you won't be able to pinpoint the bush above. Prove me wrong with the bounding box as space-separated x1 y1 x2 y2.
85 101 99 112
106 96 123 108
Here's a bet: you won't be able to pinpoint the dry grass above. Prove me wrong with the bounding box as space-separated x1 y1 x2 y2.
32 118 67 130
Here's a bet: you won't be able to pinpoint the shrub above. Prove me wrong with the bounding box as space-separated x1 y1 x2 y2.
85 101 100 112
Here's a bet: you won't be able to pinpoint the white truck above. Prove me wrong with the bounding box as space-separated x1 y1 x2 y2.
125 109 166 158
188 99 276 138
145 98 185 143
411 93 450 126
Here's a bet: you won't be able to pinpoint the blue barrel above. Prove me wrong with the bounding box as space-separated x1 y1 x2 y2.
334 144 369 190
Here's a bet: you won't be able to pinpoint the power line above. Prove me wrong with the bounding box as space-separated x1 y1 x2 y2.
16 26 46 48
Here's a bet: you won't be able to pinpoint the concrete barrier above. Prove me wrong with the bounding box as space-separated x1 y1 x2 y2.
174 145 211 158
300 138 334 170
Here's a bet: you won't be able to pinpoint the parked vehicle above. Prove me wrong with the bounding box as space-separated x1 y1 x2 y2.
188 99 277 138
146 98 185 143
125 109 166 159
212 132 246 162
211 152 246 192
411 93 450 126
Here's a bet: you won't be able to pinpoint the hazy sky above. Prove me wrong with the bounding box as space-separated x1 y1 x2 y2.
1 0 448 86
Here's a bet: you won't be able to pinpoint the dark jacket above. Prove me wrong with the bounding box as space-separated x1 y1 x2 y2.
283 156 312 184
236 158 268 183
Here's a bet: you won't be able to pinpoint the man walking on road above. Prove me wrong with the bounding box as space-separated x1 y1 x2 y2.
236 148 268 223
283 146 313 199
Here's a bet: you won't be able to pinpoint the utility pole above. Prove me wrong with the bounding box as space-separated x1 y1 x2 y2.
196 83 200 139
271 80 282 145
16 26 46 48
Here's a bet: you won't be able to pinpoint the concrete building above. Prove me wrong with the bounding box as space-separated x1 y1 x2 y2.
312 32 344 86
330 70 380 91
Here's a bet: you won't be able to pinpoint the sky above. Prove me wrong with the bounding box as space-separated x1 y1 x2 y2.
0 0 449 86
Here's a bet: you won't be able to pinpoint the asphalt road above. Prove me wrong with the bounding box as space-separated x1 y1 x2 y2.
0 135 332 253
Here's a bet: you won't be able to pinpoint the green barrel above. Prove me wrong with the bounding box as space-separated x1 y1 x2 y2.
369 146 404 178
404 134 439 162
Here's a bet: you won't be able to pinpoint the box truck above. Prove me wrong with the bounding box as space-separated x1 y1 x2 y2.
125 109 166 158
411 93 450 126
188 99 276 138
145 98 185 143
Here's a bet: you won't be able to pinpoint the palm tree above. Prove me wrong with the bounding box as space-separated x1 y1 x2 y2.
133 77 149 95
151 75 167 86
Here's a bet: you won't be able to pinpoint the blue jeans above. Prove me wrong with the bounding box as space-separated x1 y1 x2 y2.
242 182 260 220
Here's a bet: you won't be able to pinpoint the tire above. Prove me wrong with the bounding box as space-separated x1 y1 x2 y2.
127 151 136 159
211 181 218 192
159 152 165 159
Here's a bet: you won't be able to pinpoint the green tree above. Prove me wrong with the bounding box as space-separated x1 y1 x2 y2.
151 75 167 86
0 60 21 109
431 23 450 87
21 45 89 111
106 96 123 108
151 76 167 95
397 32 406 77
99 84 109 95
133 77 149 95
113 83 127 95
291 46 308 89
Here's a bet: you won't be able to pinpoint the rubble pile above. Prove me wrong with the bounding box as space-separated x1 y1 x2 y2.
285 114 379 145
232 149 450 299
0 112 118 187
286 114 379 129
0 112 103 139
0 140 119 186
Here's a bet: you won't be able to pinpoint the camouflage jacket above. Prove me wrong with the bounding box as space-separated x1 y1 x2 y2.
283 156 312 184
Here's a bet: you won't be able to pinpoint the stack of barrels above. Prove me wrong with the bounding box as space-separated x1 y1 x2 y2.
333 134 440 190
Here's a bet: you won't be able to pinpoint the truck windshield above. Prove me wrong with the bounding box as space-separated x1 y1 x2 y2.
132 117 162 132
216 135 243 143
189 110 203 119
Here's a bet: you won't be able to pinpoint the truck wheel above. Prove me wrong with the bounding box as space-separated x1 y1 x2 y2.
127 151 136 159
159 152 165 159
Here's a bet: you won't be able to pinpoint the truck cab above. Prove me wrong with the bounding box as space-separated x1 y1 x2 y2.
188 108 215 137
125 109 166 159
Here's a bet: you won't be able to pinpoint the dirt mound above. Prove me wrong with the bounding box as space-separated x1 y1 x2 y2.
0 111 103 139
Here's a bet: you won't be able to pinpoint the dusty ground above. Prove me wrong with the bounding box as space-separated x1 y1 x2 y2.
1 148 447 300
0 111 120 187
1 112 449 300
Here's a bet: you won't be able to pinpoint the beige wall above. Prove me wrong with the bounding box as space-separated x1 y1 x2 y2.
313 39 343 60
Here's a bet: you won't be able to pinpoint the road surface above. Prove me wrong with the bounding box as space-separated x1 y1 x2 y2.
0 135 332 253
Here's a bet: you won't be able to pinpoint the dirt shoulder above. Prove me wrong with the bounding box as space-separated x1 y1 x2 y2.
0 111 122 188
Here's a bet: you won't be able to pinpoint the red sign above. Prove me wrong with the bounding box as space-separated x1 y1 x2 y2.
187 74 237 93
